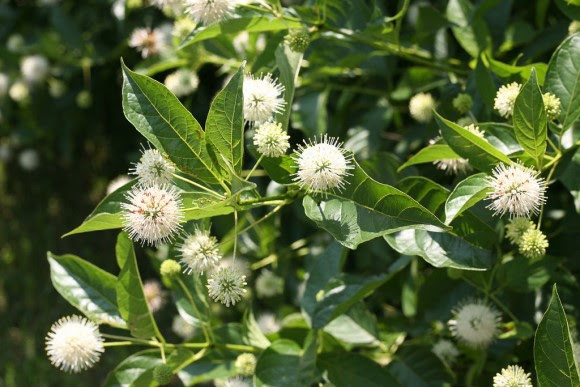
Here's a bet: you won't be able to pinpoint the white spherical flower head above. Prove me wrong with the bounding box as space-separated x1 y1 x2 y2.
122 184 184 246
409 92 436 123
207 266 247 307
45 315 104 373
131 148 175 186
449 299 501 348
19 149 40 171
243 73 285 123
172 315 196 340
21 55 50 84
179 227 222 274
494 82 521 118
253 122 290 157
129 27 162 58
164 69 199 98
255 269 284 298
185 0 234 24
493 365 532 387
256 313 280 334
143 280 166 313
486 163 546 218
9 80 29 102
293 135 354 194
432 339 460 365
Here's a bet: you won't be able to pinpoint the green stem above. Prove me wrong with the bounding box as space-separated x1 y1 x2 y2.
216 343 259 353
462 276 519 322
245 154 265 181
223 202 288 246
233 209 239 260
173 348 208 372
250 254 277 270
546 136 559 152
172 173 225 199
238 194 293 206
103 341 134 347
176 277 213 344
388 0 410 22
537 160 559 228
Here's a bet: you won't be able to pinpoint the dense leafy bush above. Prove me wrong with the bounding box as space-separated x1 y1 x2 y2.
2 0 580 386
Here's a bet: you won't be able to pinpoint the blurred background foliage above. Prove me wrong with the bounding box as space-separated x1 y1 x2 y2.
0 0 579 385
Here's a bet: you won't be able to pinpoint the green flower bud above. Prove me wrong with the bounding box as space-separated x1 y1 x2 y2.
518 228 548 259
153 364 173 385
542 92 561 121
76 91 92 109
160 259 181 278
235 353 257 376
452 93 473 114
286 30 310 53
505 217 534 245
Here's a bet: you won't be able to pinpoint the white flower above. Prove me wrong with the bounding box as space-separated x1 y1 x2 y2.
130 148 175 186
432 339 460 365
151 0 181 9
185 0 234 24
433 124 484 175
217 377 252 387
18 149 39 171
129 27 168 58
164 69 199 97
173 18 197 40
179 227 222 274
121 184 184 246
218 256 250 278
111 0 125 20
45 315 104 373
207 266 247 307
106 175 132 195
253 122 290 157
486 163 546 218
492 365 532 387
505 217 534 244
409 92 436 123
7 34 24 53
256 313 280 334
143 280 166 313
449 299 501 348
172 315 196 340
243 73 285 123
494 82 521 118
235 353 257 376
0 73 9 98
293 135 354 194
21 55 50 84
543 92 561 121
9 81 29 102
255 269 284 298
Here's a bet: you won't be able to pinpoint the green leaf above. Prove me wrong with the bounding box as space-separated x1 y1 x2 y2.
559 148 580 212
318 352 400 387
435 111 512 172
104 349 162 387
275 43 303 130
255 339 317 387
398 145 462 171
179 16 302 49
513 68 548 165
485 55 548 85
323 302 380 346
387 345 453 387
534 284 580 387
172 274 209 328
291 91 329 137
47 253 127 329
115 232 160 339
205 64 245 177
498 255 555 292
121 60 223 185
242 310 271 349
475 56 497 109
544 33 580 130
177 358 237 386
444 173 489 224
260 154 296 185
446 0 491 57
478 122 523 155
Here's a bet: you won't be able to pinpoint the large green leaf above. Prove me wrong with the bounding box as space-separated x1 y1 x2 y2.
104 349 162 387
255 338 317 387
179 16 302 49
475 56 496 109
47 253 127 329
387 345 453 387
513 68 548 165
318 353 400 386
260 154 296 185
435 112 512 172
444 173 489 225
478 123 523 155
121 60 223 184
115 232 160 339
398 145 462 171
275 43 303 130
323 302 380 346
544 33 580 130
205 64 245 177
446 0 491 57
559 148 580 212
242 310 271 350
178 358 237 386
534 284 580 387
486 56 548 85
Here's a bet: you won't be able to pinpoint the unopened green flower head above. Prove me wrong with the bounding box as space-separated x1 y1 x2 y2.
153 364 173 385
569 20 580 35
542 92 561 121
286 30 310 52
160 259 181 278
505 217 534 244
518 228 548 259
452 93 473 114
235 353 257 376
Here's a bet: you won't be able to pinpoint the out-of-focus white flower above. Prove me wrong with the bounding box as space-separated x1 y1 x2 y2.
486 163 546 218
255 269 284 298
21 55 50 84
505 217 534 244
218 256 250 278
433 124 484 175
151 0 181 10
207 266 247 307
409 92 436 123
45 315 104 373
106 175 132 195
235 353 257 376
243 73 285 123
492 365 532 387
0 73 10 99
494 82 521 118
9 81 30 102
217 377 252 387
129 26 170 58
7 34 25 53
111 0 126 20
253 122 290 157
179 227 222 275
164 68 199 97
121 184 184 246
143 280 166 312
0 143 11 162
256 313 280 334
293 135 354 194
130 148 175 186
172 315 196 340
518 228 549 259
185 0 234 24
569 21 580 35
432 339 460 365
173 18 197 40
449 299 501 348
19 149 40 171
